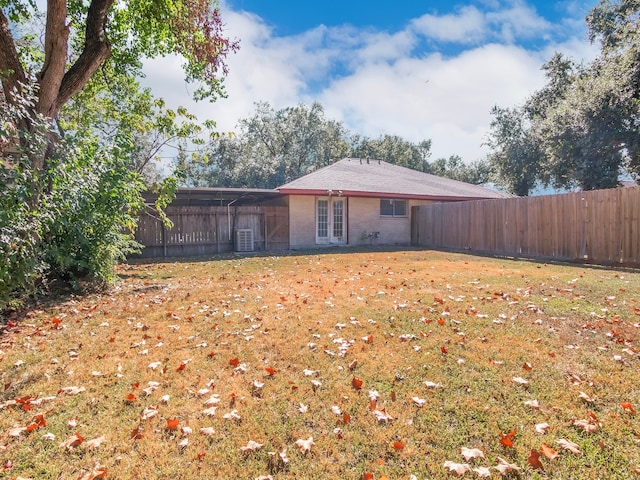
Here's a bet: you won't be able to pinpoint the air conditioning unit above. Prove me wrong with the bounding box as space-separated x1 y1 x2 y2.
234 229 254 252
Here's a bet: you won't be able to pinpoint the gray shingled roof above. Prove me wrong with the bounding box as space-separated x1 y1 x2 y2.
278 158 511 200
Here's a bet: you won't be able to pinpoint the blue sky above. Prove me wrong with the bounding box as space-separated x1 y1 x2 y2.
144 0 600 162
226 1 583 38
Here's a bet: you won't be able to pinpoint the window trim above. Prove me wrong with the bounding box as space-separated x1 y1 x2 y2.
380 199 408 218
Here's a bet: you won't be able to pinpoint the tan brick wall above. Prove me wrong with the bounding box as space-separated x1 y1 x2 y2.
348 198 432 246
288 195 435 249
288 195 317 249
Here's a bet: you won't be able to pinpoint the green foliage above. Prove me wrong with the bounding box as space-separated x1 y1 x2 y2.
0 1 36 22
183 102 353 188
585 0 640 179
488 2 640 193
531 52 634 190
59 68 209 186
182 102 435 188
486 106 543 196
351 134 431 172
4 0 238 105
1 1 237 312
152 171 183 229
43 140 145 285
1 86 51 308
427 155 491 185
1 87 145 312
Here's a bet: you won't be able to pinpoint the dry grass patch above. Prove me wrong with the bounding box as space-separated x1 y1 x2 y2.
2 249 640 479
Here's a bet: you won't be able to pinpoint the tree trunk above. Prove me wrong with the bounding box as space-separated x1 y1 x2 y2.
0 10 27 104
2 0 114 124
57 0 114 108
1 0 114 176
36 0 70 123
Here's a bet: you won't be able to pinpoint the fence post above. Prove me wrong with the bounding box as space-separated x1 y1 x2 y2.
264 210 268 251
215 213 220 254
162 221 167 258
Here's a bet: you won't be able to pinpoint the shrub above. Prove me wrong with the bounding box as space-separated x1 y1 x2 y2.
1 87 145 312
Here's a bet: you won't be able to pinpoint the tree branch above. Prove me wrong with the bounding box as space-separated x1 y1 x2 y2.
0 8 27 105
36 0 70 118
57 0 114 109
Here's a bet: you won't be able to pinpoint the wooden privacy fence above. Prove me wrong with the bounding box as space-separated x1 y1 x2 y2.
134 205 289 258
411 187 640 266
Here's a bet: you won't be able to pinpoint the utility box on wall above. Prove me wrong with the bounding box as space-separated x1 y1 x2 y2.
234 229 254 252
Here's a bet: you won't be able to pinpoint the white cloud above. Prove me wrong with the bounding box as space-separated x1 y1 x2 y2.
320 44 548 161
485 2 552 42
354 30 418 65
410 6 487 44
140 1 598 164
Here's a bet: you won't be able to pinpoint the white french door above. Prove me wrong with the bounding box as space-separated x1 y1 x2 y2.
316 197 345 245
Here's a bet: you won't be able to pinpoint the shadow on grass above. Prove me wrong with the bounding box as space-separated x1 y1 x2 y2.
125 244 640 273
5 245 638 325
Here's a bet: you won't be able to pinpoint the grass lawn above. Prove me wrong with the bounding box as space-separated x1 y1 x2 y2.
2 248 640 479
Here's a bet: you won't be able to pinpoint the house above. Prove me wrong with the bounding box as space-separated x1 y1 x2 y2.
135 158 510 257
278 158 511 249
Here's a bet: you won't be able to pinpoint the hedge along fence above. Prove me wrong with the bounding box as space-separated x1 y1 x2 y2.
411 186 640 266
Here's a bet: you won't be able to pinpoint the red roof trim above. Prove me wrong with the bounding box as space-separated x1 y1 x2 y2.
277 188 495 202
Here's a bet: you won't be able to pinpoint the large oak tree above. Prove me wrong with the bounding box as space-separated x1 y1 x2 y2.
1 0 238 165
0 1 238 310
487 0 640 194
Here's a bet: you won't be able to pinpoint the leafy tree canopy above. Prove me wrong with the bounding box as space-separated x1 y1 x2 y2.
487 0 640 194
182 101 492 189
1 0 239 120
427 155 491 185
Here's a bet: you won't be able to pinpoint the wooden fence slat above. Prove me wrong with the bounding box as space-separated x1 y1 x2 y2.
134 205 289 258
412 187 640 266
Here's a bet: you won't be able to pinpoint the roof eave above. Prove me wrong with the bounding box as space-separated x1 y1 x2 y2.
277 188 503 201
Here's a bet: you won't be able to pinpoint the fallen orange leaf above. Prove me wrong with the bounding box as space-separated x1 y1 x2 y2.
500 427 516 448
527 449 544 471
166 418 179 430
60 432 84 450
77 465 107 480
541 443 559 460
622 402 636 414
131 423 143 440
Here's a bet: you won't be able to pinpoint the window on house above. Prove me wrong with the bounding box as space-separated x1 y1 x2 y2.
333 200 343 238
317 199 328 238
380 199 407 217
